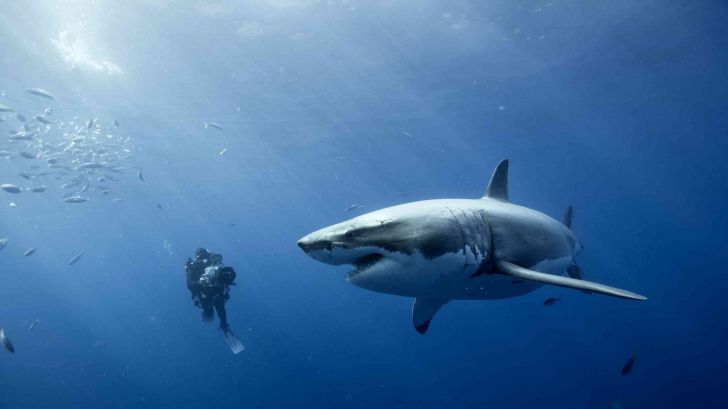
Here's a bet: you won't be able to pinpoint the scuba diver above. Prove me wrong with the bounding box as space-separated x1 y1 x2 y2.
185 248 244 353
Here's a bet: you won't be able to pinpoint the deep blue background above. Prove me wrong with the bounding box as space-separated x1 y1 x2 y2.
1 1 727 408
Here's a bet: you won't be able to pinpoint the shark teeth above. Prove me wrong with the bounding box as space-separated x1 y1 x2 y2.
348 253 385 278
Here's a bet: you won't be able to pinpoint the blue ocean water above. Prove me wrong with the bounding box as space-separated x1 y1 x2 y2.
1 1 727 408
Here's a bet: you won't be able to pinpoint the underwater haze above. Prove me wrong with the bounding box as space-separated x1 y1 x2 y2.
2 1 728 408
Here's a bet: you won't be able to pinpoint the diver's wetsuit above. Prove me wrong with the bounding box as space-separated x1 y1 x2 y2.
185 253 231 330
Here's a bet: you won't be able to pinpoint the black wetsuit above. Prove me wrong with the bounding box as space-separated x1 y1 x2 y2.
185 256 230 330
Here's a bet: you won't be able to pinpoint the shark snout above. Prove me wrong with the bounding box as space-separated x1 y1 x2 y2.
297 231 341 265
297 234 331 252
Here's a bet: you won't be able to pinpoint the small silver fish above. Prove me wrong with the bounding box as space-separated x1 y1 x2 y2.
16 113 26 122
344 204 364 212
113 119 120 127
0 328 14 353
543 297 561 306
0 104 15 113
68 251 85 265
44 107 53 115
204 122 223 131
138 171 144 182
62 182 80 189
77 162 104 169
64 196 89 203
24 247 36 257
28 319 39 331
0 237 7 251
19 152 36 159
218 148 228 156
1 184 22 194
35 115 52 124
30 186 47 193
26 88 56 100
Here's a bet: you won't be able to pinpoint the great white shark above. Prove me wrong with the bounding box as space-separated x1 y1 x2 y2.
297 160 646 334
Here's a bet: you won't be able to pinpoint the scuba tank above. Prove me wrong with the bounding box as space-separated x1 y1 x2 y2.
200 264 236 287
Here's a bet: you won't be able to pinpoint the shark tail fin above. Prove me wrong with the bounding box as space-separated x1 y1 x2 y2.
563 206 573 229
483 159 509 201
412 298 449 335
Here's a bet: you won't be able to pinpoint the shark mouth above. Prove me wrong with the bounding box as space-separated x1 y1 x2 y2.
347 253 385 278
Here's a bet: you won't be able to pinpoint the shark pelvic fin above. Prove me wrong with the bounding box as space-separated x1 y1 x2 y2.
566 264 583 279
495 260 646 300
563 206 573 229
412 298 449 335
483 159 509 201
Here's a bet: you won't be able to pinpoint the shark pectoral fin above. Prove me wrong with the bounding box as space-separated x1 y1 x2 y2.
495 261 647 301
412 298 449 335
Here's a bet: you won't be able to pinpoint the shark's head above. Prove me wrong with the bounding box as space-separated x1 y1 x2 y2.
297 200 491 297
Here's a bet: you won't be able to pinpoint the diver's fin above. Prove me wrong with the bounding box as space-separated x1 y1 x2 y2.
495 260 646 300
566 264 583 279
223 329 245 354
563 206 573 229
412 298 449 335
483 159 509 201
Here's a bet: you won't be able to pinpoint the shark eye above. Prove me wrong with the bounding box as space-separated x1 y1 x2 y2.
344 231 355 238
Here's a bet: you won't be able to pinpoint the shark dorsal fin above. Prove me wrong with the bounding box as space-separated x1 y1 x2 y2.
483 159 509 201
563 206 573 229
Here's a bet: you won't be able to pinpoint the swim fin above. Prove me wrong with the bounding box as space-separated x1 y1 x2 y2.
223 329 245 354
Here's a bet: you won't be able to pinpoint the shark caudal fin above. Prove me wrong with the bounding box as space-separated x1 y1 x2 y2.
412 298 449 335
483 159 509 201
495 261 646 300
563 206 573 229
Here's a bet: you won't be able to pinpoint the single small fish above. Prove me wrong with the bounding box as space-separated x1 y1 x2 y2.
77 162 104 169
19 152 36 159
543 297 561 306
0 237 7 251
0 150 15 157
621 356 636 376
29 186 47 193
12 134 36 142
97 176 107 182
113 119 120 127
0 104 15 113
86 118 95 130
24 247 36 257
344 204 364 212
16 113 26 122
18 172 35 180
1 184 22 194
218 148 227 156
44 107 53 115
156 203 163 210
62 182 81 189
28 319 40 331
68 251 85 266
402 130 413 139
138 171 144 182
204 122 223 131
35 115 52 124
64 196 89 204
0 328 14 353
26 88 56 100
